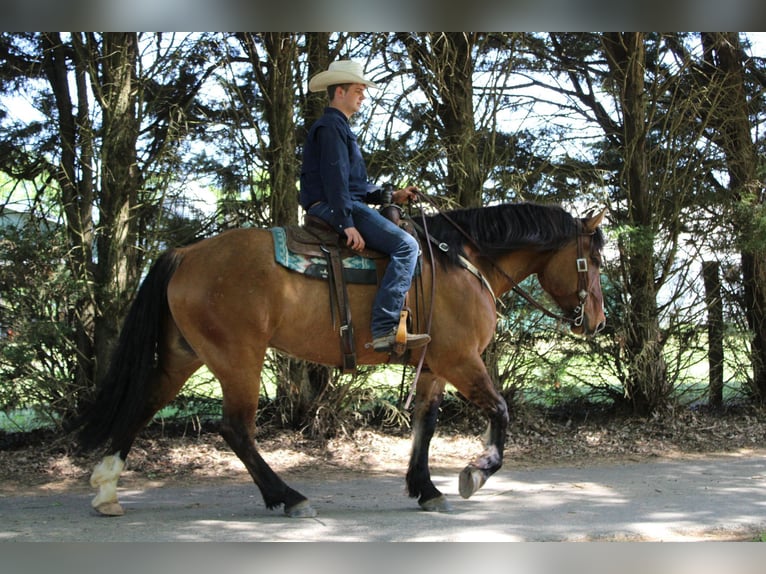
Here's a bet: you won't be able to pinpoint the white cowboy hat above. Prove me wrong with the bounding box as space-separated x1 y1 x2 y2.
308 60 379 93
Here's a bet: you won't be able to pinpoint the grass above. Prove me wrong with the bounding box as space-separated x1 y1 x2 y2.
0 407 53 433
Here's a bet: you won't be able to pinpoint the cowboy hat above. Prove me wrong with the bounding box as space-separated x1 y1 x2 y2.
308 60 379 92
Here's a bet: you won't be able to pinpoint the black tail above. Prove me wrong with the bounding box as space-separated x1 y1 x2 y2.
77 250 184 452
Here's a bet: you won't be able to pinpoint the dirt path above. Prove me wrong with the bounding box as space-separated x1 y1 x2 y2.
2 449 766 541
2 422 766 541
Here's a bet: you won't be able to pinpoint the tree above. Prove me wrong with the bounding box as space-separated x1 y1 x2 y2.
0 33 227 417
600 33 671 412
36 33 147 390
517 33 740 413
394 33 483 207
83 33 143 384
239 32 328 430
235 33 300 226
698 33 766 404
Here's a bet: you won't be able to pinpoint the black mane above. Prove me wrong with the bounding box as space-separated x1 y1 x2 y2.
416 202 603 266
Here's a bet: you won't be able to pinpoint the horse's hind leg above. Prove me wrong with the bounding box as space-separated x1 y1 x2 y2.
219 408 316 518
213 351 315 518
406 373 451 512
90 335 201 516
90 453 128 516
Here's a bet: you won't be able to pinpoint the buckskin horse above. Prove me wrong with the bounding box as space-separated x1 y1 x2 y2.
77 201 606 517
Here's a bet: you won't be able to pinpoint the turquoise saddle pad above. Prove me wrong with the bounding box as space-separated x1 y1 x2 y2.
270 227 378 285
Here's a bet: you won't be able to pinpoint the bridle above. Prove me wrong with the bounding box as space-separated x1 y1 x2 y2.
572 229 595 329
494 221 596 329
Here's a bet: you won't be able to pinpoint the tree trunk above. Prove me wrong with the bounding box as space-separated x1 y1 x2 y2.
239 32 300 226
41 33 97 392
89 33 142 384
40 33 142 393
261 32 334 431
399 32 483 207
742 253 766 403
302 33 332 136
602 32 669 414
434 33 482 208
700 32 766 404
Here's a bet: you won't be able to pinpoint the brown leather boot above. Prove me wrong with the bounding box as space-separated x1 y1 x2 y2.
371 328 431 353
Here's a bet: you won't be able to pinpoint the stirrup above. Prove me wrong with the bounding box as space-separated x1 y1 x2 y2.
370 328 431 355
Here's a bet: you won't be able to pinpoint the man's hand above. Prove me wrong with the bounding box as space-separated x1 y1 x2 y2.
392 185 420 204
344 226 365 251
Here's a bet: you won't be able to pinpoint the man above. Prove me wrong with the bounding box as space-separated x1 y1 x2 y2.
300 60 430 354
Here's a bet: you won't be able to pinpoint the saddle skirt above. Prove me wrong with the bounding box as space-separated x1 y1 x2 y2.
270 217 385 284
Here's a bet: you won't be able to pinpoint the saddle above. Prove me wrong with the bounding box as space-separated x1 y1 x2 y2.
282 210 416 373
285 215 386 261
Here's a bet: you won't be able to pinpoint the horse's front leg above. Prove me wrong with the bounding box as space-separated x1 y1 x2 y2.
441 358 510 500
458 395 508 499
406 372 450 511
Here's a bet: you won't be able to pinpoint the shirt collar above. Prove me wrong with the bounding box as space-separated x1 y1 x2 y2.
325 106 350 123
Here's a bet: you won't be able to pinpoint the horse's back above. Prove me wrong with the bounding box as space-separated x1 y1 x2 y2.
169 227 299 318
165 227 380 366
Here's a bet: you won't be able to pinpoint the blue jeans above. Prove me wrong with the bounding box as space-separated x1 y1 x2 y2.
308 201 420 338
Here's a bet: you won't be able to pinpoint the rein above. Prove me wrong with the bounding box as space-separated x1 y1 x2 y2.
402 205 438 410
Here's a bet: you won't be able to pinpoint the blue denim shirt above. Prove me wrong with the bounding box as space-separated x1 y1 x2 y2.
300 107 373 232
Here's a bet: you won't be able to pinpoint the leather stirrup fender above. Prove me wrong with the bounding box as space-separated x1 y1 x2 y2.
322 244 356 373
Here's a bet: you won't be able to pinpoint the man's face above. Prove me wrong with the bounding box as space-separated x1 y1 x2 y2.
334 83 367 117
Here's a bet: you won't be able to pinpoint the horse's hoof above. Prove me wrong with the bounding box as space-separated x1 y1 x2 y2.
419 495 452 512
458 465 487 499
285 499 317 518
93 501 125 516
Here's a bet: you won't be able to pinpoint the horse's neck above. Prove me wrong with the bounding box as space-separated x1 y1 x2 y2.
463 247 543 297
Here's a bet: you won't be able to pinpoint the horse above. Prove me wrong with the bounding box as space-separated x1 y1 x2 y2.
77 201 606 517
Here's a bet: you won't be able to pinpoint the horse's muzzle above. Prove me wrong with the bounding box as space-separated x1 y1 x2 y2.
572 316 606 336
593 318 606 335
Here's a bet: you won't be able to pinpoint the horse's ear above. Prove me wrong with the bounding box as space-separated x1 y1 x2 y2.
583 208 607 233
